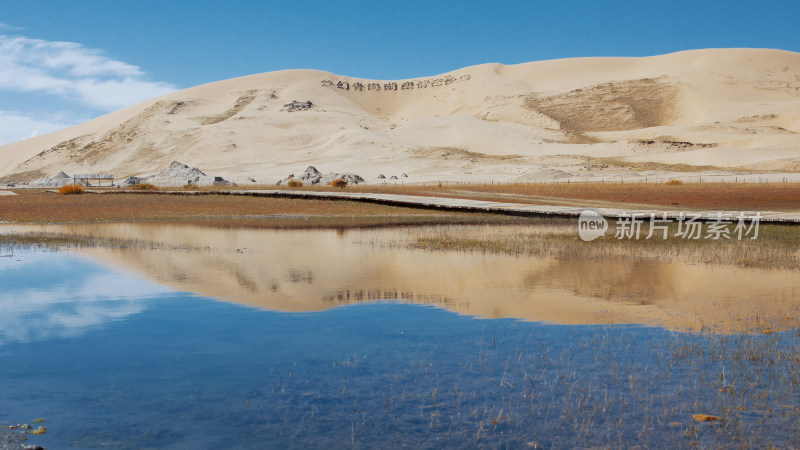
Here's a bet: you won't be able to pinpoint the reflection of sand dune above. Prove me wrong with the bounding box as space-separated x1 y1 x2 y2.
6 223 800 332
523 260 680 303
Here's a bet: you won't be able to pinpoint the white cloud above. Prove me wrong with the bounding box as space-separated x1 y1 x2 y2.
0 23 24 31
0 34 177 111
0 110 77 145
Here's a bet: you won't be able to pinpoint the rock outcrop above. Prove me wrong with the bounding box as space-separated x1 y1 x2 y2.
30 171 83 188
121 161 232 187
282 166 365 186
283 100 313 112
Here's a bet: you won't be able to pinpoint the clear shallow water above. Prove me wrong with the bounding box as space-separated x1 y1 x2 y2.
2 249 800 448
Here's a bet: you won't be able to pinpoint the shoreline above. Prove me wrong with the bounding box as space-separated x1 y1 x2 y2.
0 182 799 228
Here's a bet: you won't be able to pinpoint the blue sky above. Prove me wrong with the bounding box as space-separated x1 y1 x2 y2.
1 0 799 145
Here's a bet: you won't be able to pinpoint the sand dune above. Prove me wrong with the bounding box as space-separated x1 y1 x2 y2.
1 48 799 184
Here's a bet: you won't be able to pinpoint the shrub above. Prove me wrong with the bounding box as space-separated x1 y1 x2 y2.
331 178 348 189
182 183 200 190
666 179 683 185
130 182 157 190
287 179 303 188
58 184 85 195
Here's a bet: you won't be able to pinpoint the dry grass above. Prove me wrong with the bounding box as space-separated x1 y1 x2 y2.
331 179 348 189
189 181 800 211
406 222 800 270
411 146 522 161
194 91 256 125
129 183 157 191
0 231 207 251
334 182 800 211
524 77 678 132
3 181 799 228
287 179 303 188
0 190 524 228
58 184 85 195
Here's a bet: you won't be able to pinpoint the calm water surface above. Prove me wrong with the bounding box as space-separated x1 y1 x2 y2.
1 224 799 448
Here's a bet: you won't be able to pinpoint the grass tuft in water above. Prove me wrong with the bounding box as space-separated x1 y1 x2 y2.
405 222 800 270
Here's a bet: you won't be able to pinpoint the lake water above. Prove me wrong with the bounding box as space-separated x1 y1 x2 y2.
1 224 800 448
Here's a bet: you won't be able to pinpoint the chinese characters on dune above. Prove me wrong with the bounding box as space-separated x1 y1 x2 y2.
321 74 471 92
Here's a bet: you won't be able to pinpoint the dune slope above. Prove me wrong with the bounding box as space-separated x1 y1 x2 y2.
1 48 799 184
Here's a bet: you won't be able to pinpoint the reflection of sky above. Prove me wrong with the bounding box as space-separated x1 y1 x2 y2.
0 250 170 345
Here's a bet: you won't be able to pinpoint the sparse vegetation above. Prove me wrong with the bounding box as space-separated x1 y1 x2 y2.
338 181 800 211
0 190 524 228
130 182 157 190
524 77 678 132
405 221 800 270
47 181 800 211
3 181 800 227
0 231 206 251
58 184 85 195
248 181 800 211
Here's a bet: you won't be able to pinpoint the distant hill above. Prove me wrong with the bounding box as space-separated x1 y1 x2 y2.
2 48 799 184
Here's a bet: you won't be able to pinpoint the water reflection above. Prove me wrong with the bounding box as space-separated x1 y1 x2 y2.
0 251 168 345
1 241 800 448
2 223 799 332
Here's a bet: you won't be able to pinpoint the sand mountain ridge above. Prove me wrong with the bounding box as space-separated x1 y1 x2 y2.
2 48 799 184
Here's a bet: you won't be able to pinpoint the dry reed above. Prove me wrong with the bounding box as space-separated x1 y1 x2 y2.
58 185 85 195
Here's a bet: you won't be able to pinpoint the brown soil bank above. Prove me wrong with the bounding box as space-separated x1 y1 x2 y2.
0 190 522 228
2 182 798 226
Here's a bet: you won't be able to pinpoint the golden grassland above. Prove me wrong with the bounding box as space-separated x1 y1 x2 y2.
0 189 523 228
